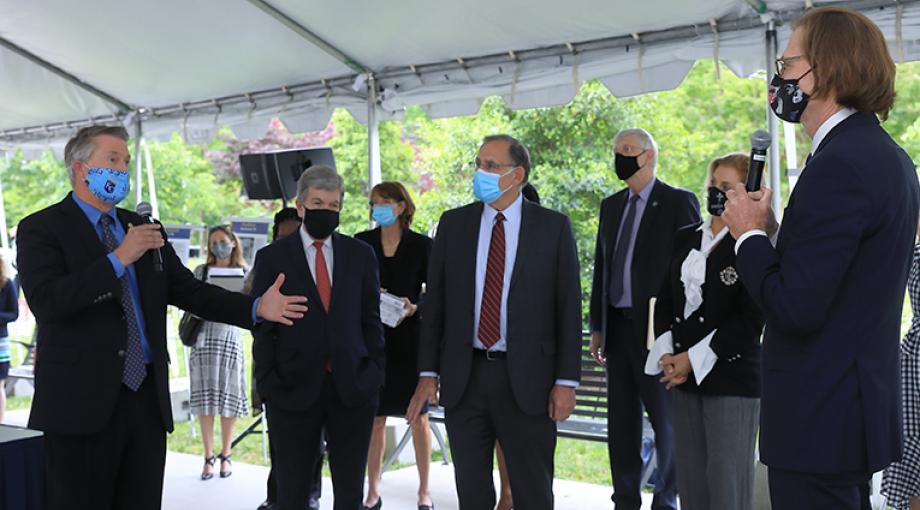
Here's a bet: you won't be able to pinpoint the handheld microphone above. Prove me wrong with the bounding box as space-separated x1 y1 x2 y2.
746 130 771 192
136 202 164 273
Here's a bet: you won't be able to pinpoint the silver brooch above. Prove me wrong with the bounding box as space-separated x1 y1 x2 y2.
720 266 738 286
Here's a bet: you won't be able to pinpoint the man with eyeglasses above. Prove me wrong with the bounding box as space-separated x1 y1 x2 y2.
589 127 700 510
723 7 919 510
408 134 582 510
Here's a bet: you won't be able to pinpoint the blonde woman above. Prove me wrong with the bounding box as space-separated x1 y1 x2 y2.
190 225 249 480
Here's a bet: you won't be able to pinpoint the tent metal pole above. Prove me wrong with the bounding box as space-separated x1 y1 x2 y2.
367 75 382 225
0 36 132 113
134 117 143 205
0 151 8 249
765 22 782 217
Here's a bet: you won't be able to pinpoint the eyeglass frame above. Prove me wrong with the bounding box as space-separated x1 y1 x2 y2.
775 55 805 77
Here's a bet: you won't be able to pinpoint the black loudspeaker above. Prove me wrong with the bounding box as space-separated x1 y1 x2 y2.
240 147 336 201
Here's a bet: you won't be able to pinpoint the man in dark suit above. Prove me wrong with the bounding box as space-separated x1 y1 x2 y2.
252 165 385 510
408 134 582 510
723 8 920 509
589 128 700 510
16 125 307 510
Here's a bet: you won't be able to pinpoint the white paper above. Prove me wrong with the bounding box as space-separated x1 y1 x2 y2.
689 329 719 385
380 292 407 328
207 267 246 277
644 331 674 376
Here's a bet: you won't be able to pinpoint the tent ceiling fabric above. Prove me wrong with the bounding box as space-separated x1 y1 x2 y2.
0 0 918 152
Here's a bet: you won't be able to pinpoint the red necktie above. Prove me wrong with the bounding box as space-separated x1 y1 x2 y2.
478 213 505 348
313 241 331 312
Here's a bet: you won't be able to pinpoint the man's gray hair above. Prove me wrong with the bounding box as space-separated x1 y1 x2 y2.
296 165 345 202
63 125 130 183
614 128 658 169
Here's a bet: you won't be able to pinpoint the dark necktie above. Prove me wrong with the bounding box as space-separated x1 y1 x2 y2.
609 195 640 305
98 215 147 391
313 241 332 312
478 212 505 348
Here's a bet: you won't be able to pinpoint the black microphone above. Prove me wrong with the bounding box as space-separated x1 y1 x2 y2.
746 130 772 192
136 202 164 273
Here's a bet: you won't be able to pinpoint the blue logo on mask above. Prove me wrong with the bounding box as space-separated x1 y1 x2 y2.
85 167 130 205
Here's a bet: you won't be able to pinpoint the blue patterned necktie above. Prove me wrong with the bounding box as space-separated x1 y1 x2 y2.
98 214 147 391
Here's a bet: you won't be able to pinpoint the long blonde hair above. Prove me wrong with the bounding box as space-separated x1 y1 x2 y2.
206 225 247 268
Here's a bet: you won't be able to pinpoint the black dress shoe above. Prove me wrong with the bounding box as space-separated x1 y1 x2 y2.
362 496 382 510
256 500 274 510
307 497 320 510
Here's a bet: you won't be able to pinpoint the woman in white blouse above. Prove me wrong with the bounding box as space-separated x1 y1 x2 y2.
646 152 765 510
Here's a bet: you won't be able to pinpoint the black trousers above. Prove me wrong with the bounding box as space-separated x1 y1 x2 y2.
44 375 166 510
445 354 556 510
266 425 325 505
266 375 376 510
605 308 677 510
768 467 871 510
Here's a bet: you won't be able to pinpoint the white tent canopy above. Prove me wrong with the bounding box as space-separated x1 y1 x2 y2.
1 0 918 156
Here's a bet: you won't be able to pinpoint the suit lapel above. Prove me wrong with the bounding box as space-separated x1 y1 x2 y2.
282 233 318 312
605 191 628 259
508 200 535 294
329 233 347 313
59 193 107 261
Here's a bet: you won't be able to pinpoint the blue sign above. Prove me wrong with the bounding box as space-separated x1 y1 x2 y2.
164 226 192 240
231 221 270 235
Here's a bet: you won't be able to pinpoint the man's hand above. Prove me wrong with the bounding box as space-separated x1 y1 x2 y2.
589 331 606 367
722 184 776 239
113 223 164 266
256 274 309 326
548 385 576 422
407 376 439 426
659 352 691 390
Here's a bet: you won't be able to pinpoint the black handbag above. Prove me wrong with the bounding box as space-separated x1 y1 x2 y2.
178 266 208 347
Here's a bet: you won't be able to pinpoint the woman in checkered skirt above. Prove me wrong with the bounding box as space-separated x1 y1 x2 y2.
190 226 250 481
883 221 920 510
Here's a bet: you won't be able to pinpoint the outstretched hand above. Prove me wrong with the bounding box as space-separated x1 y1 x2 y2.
256 273 308 326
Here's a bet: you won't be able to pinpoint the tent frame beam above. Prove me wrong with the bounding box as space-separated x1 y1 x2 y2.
0 36 132 113
244 0 372 75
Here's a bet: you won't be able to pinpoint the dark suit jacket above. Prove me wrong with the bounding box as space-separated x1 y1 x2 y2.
251 232 385 411
654 223 763 397
17 193 255 436
590 179 701 350
737 112 920 474
418 199 582 416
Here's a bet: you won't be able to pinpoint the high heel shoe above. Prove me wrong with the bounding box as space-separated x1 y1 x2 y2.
201 455 216 481
218 453 233 478
362 496 382 510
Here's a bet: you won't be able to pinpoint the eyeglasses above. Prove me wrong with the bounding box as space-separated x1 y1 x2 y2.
473 159 518 172
775 55 804 76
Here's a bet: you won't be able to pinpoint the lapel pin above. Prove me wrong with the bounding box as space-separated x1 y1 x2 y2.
652 201 659 207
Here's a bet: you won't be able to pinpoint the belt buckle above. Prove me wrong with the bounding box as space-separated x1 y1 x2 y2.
485 349 499 361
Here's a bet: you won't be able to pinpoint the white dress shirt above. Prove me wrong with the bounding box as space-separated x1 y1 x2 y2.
735 107 857 254
300 226 333 285
421 194 577 388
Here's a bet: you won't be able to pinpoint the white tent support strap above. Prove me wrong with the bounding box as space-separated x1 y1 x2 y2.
765 21 783 218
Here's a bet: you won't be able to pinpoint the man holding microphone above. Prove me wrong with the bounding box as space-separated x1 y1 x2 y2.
723 7 919 509
17 125 308 510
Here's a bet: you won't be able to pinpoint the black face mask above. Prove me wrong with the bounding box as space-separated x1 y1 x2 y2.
302 209 340 239
615 151 645 181
707 186 727 216
769 68 813 123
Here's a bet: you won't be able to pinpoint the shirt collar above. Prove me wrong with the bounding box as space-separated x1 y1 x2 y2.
483 191 524 224
811 107 856 157
629 177 656 202
299 225 332 249
71 192 117 226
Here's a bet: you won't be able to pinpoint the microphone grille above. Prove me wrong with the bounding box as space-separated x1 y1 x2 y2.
751 129 772 150
136 201 153 217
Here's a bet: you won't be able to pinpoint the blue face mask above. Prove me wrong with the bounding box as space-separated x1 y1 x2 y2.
473 168 515 204
372 205 399 227
84 166 130 205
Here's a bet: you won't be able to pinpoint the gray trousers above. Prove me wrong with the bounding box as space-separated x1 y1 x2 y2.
671 390 760 510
